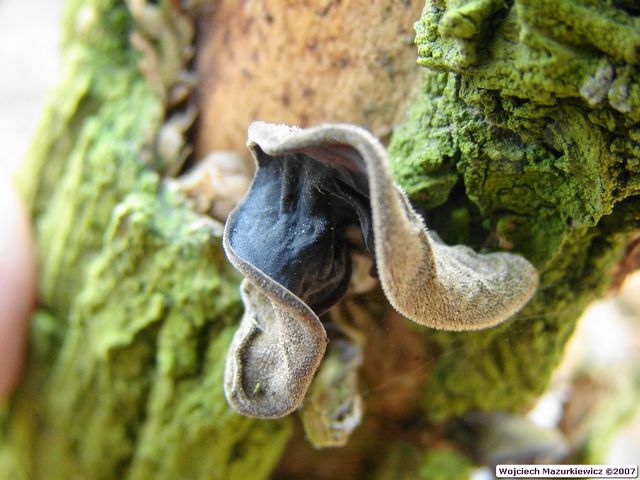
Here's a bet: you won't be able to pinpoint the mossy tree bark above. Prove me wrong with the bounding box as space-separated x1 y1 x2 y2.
1 0 639 479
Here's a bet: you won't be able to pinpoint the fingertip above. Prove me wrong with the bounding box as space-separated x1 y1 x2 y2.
0 177 37 397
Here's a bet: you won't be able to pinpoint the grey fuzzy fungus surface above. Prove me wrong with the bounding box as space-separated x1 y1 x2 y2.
222 122 538 419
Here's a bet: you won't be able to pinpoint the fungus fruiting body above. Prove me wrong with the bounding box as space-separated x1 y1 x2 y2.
223 122 538 419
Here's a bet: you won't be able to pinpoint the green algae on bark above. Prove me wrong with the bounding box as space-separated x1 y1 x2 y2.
1 0 292 479
389 0 640 419
4 191 291 480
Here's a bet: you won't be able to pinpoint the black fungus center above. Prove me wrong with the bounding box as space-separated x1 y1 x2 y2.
229 148 373 314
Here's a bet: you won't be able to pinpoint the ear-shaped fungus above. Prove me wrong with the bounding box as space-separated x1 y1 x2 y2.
223 122 538 418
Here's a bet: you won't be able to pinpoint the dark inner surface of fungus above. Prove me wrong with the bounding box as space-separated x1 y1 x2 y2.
228 147 373 315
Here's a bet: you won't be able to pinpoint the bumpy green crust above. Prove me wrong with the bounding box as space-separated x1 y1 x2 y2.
389 0 640 419
1 1 291 478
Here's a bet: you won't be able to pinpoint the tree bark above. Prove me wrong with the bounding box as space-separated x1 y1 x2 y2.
1 0 639 479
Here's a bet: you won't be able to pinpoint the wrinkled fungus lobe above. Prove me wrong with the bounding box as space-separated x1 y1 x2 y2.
223 122 538 419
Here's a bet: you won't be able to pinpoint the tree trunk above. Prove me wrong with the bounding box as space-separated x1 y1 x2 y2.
1 0 639 479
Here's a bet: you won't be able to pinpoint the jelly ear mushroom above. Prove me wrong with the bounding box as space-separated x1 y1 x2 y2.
222 122 538 418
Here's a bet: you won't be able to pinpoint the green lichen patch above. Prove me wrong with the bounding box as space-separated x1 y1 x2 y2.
19 4 164 318
389 0 640 420
2 0 292 478
2 188 292 480
415 1 640 107
388 72 460 209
